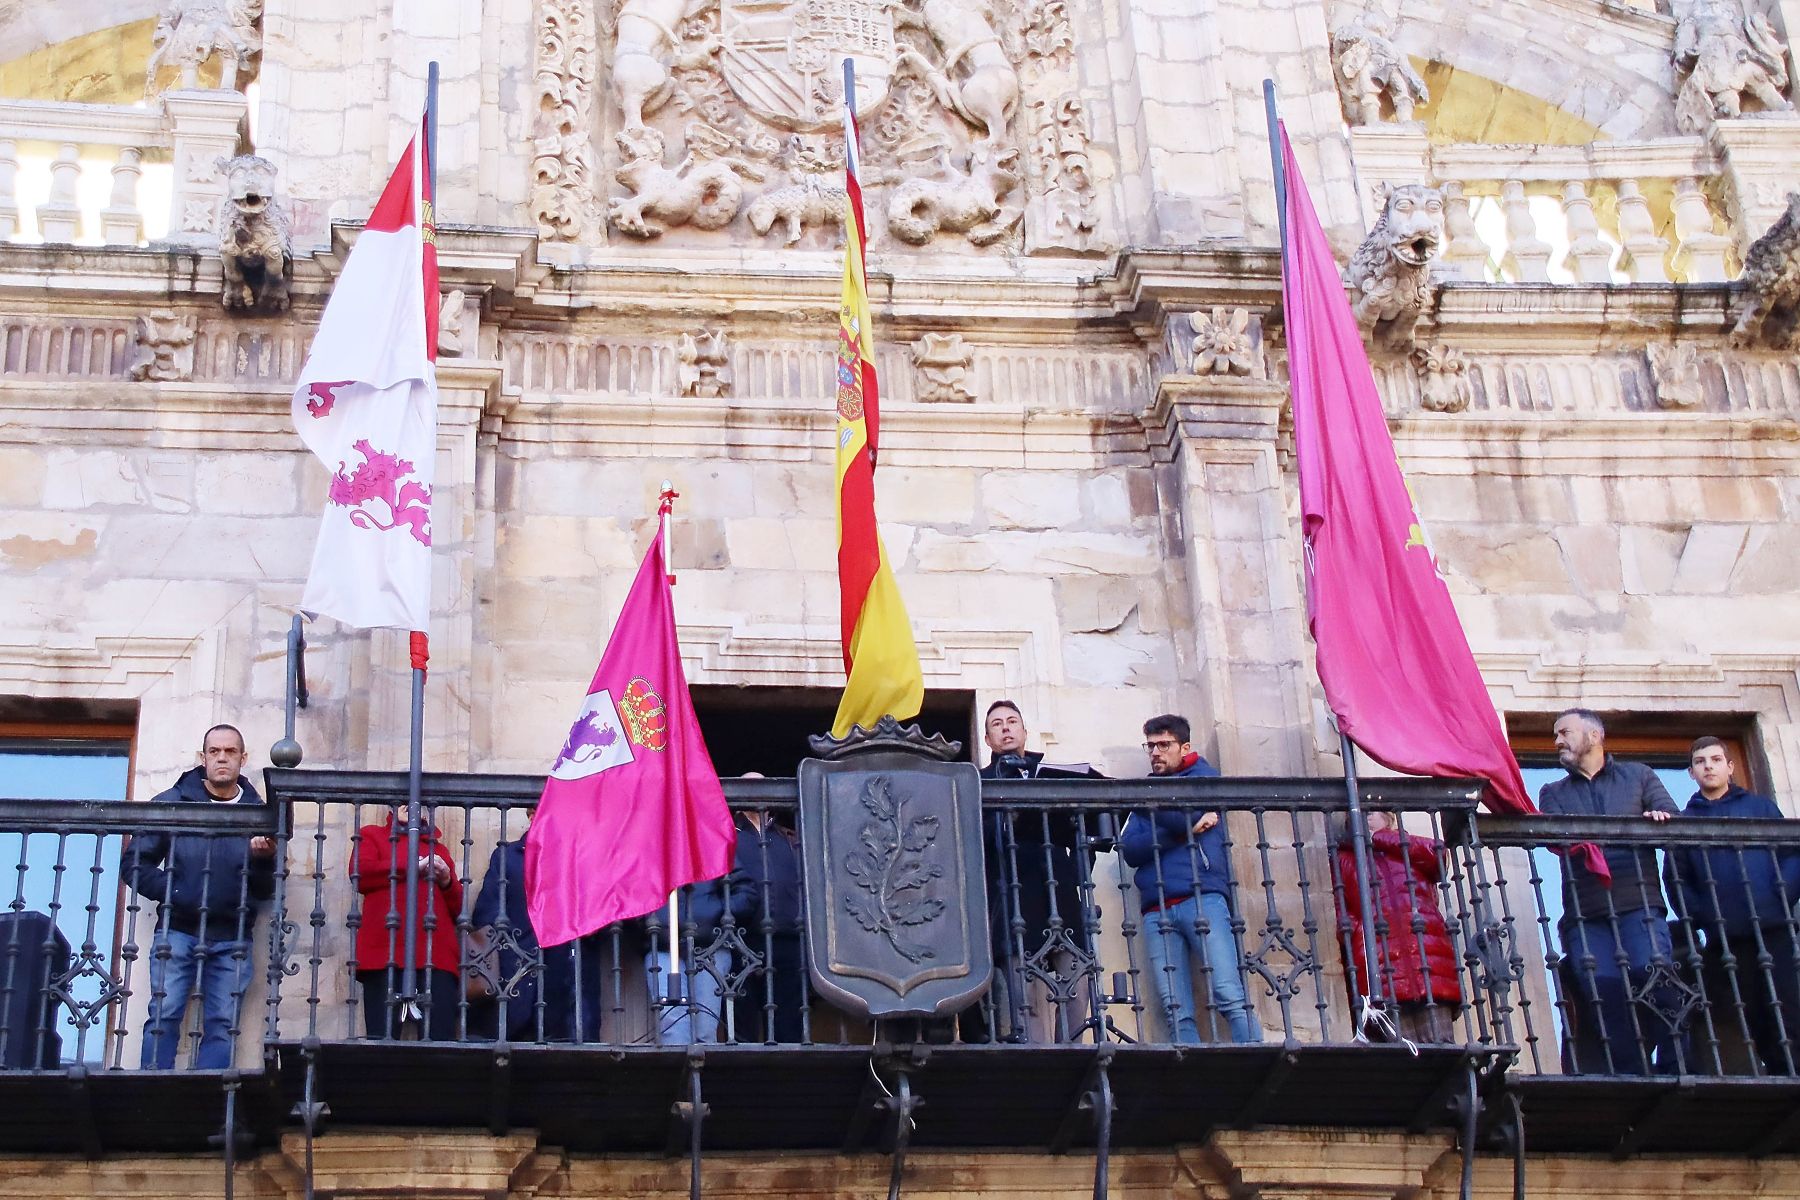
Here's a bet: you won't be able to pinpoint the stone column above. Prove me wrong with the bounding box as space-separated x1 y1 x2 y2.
160 89 250 247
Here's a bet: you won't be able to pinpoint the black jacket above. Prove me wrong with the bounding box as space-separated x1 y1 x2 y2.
640 816 760 946
124 767 274 941
737 817 803 938
1670 786 1800 937
1539 756 1678 919
982 752 1094 954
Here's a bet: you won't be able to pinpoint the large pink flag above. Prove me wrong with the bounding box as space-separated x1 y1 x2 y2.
525 524 736 945
1280 128 1532 813
292 117 438 633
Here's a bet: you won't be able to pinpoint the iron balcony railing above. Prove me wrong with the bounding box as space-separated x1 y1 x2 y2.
0 772 1518 1066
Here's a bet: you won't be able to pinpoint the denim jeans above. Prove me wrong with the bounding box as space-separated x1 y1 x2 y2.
1143 892 1260 1044
1559 912 1683 1075
141 929 253 1069
647 948 732 1044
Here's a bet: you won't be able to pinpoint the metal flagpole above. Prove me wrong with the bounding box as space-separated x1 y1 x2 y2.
398 60 441 1035
1261 78 1393 1044
661 481 681 1002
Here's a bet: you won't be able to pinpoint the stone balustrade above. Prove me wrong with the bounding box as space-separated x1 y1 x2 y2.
1350 128 1742 286
0 90 247 249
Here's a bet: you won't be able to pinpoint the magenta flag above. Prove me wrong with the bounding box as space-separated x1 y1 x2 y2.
1280 128 1533 814
525 526 736 945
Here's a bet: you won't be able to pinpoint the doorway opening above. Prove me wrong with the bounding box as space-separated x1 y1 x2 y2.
689 686 976 777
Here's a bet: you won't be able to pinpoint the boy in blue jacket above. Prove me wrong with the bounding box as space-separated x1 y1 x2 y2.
1671 736 1800 1074
1118 714 1259 1044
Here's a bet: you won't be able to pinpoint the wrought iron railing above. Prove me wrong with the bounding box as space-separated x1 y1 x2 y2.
1469 813 1800 1078
1 771 1523 1066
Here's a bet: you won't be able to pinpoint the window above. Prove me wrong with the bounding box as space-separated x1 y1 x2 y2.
0 718 136 1065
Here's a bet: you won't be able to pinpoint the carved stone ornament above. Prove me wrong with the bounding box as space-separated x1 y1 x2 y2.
1024 95 1097 251
1345 182 1445 353
748 136 848 245
438 290 470 358
1189 307 1256 376
1673 0 1793 134
1729 191 1800 350
215 154 291 314
1330 9 1428 126
1410 342 1471 413
1645 343 1704 409
609 123 768 237
677 329 733 397
127 309 198 382
532 0 602 242
911 331 976 402
797 717 990 1020
144 0 263 96
887 145 1023 245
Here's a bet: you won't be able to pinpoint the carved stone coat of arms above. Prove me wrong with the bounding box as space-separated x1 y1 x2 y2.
719 0 897 130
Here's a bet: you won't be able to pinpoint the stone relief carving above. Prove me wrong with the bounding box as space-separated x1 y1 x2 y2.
438 290 471 358
1410 342 1470 413
1729 191 1800 350
1645 343 1704 409
748 136 849 244
144 0 263 96
894 0 1020 150
1330 9 1427 126
1189 308 1256 377
572 0 1068 249
216 155 291 314
887 145 1022 245
677 329 733 397
1024 95 1096 251
608 123 767 237
1673 0 1793 134
533 0 603 242
911 332 976 402
1345 183 1445 353
127 310 199 382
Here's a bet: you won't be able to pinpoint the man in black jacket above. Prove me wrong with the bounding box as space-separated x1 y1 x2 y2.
125 725 275 1069
1539 708 1681 1074
979 700 1097 1042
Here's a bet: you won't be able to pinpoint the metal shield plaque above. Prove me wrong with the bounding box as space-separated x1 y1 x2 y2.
797 720 989 1019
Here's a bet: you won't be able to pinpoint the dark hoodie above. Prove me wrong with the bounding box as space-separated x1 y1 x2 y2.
124 766 274 942
1670 785 1800 938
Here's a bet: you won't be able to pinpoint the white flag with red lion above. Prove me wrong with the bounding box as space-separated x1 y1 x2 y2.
292 117 438 632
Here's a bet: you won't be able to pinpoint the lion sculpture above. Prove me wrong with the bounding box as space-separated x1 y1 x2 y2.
1344 183 1445 352
886 146 1023 246
1730 192 1800 350
608 125 763 238
216 154 291 314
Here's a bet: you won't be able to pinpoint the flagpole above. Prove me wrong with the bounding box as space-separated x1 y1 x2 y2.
397 60 442 1032
660 480 680 1000
1262 78 1390 1040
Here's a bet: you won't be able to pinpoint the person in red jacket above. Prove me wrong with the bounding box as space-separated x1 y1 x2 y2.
1335 811 1463 1043
351 810 465 1040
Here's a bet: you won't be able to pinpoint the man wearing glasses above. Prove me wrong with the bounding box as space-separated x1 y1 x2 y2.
1119 714 1259 1043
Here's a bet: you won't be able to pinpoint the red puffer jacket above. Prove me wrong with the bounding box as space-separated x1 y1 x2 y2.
351 815 464 975
1336 828 1462 1005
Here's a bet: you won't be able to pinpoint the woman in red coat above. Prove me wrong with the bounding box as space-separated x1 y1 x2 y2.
1335 812 1463 1043
351 812 464 1039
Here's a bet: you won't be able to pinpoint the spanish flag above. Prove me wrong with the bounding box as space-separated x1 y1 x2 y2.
831 70 923 738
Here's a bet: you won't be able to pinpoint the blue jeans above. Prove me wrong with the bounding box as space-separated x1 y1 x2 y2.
647 948 732 1044
141 929 253 1069
1559 913 1683 1075
1143 892 1260 1044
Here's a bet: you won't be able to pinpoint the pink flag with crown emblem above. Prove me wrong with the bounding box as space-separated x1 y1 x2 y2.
1279 127 1532 814
292 116 438 632
525 523 736 946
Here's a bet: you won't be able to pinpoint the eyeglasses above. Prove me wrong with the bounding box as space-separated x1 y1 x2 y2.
1142 740 1182 752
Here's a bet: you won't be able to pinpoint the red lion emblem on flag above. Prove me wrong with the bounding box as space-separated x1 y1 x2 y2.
327 439 432 546
619 677 669 752
304 379 353 418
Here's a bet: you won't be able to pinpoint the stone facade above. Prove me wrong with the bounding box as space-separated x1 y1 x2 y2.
4 0 1800 1191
